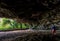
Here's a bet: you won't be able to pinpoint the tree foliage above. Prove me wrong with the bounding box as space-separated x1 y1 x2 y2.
0 18 31 30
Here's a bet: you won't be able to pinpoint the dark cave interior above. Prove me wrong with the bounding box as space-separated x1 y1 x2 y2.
1 0 60 23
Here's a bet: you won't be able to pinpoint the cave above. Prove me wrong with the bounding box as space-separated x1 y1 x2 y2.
0 0 60 41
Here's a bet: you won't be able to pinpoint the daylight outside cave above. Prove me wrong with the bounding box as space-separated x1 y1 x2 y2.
0 0 60 41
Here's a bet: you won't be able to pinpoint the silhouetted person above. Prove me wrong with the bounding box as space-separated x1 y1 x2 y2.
51 24 56 35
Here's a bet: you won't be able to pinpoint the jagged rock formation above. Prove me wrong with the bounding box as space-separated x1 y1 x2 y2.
0 0 60 30
1 0 60 23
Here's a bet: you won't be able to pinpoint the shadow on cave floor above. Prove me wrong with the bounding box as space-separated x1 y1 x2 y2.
13 34 60 41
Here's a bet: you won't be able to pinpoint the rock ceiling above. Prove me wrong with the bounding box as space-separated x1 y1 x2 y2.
0 0 60 24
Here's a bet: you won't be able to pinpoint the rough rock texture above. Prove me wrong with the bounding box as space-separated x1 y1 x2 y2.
0 30 60 41
0 0 60 41
1 0 60 23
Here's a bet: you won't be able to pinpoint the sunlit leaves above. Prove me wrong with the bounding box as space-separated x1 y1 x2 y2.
0 18 30 30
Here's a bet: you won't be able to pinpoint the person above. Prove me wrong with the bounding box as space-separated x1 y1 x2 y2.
51 24 56 35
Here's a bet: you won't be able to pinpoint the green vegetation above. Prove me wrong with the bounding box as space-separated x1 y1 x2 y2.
0 18 30 30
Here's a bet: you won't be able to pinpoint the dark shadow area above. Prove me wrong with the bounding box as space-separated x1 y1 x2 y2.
14 34 60 41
